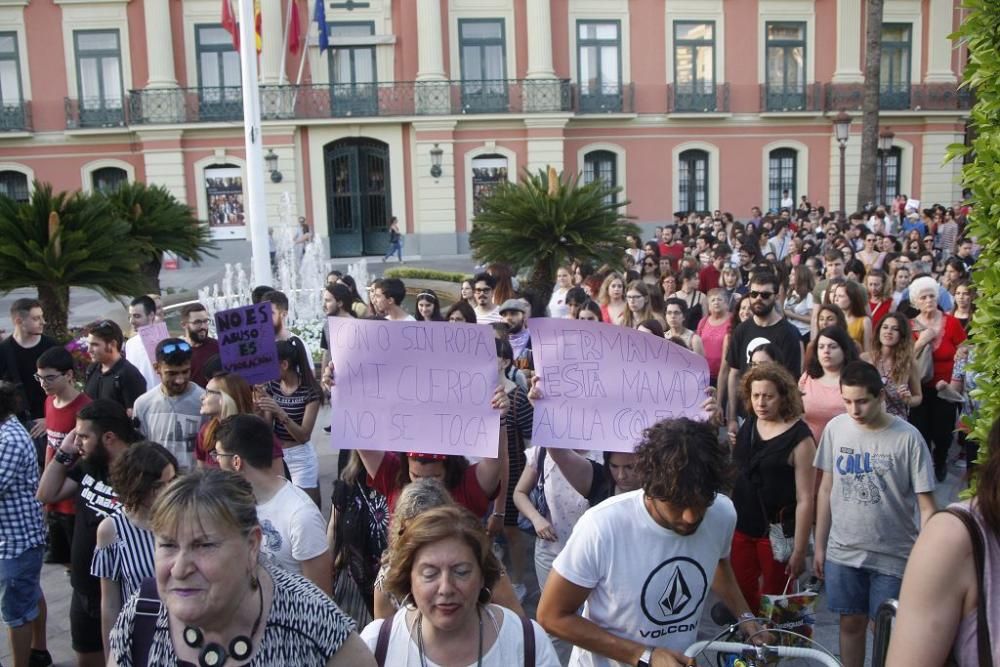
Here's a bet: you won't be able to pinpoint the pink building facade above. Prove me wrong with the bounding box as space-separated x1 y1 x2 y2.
0 0 969 257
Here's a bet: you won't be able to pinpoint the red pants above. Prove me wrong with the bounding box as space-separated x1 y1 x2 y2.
730 529 788 614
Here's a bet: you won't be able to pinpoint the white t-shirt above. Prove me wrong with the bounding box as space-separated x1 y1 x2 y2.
475 305 503 324
361 605 560 666
123 334 159 391
552 490 737 667
256 481 329 576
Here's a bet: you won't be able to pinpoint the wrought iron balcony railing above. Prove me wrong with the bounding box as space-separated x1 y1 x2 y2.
667 83 730 113
0 101 30 131
124 79 573 125
574 82 634 113
760 82 823 112
824 82 973 112
65 97 126 129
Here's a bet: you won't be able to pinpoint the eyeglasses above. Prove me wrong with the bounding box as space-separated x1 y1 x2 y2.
159 341 192 355
33 373 64 384
187 318 211 327
208 450 235 462
473 287 491 293
749 290 774 300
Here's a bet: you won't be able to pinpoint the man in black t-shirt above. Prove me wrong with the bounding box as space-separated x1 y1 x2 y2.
35 399 138 666
82 320 146 413
0 298 57 434
725 272 803 439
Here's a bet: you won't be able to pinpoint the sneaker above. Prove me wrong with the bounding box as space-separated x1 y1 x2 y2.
29 649 52 667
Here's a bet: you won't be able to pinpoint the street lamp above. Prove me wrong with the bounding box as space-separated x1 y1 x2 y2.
265 149 282 183
833 110 852 221
429 144 443 178
878 127 895 206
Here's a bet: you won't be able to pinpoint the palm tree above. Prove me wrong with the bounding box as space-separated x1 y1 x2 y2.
0 183 144 339
857 0 885 210
469 167 638 308
102 182 217 293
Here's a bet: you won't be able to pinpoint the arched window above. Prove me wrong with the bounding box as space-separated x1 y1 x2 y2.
0 169 28 202
678 149 708 214
583 150 617 203
768 148 797 212
92 166 128 193
875 146 902 203
471 154 508 216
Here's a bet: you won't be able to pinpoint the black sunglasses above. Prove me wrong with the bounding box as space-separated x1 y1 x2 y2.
749 290 774 300
160 341 192 355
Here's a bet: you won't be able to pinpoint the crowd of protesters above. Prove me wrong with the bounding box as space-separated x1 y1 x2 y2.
0 194 994 667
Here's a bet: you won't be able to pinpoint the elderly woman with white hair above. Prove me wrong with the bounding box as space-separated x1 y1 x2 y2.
909 275 967 482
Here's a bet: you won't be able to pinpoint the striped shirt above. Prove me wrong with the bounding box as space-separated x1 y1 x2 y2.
90 510 155 602
265 381 321 443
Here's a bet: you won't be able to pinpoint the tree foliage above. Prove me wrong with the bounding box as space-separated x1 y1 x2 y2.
950 0 1000 480
469 167 639 304
102 181 217 292
0 183 143 338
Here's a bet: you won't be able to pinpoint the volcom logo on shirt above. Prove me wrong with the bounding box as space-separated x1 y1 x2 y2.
640 557 708 626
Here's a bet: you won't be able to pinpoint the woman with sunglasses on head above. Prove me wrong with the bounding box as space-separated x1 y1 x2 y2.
255 339 323 507
92 442 178 653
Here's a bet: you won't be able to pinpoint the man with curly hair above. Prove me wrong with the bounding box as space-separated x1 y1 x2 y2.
537 418 765 667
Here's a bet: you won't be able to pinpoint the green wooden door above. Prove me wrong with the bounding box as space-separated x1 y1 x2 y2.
324 138 392 257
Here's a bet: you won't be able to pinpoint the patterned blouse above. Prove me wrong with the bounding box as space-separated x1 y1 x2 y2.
109 564 354 667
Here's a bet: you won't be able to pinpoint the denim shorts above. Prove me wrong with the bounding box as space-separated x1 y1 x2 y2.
824 560 902 619
0 544 44 628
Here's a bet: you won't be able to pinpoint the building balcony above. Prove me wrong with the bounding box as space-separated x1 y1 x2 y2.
759 83 823 112
824 82 973 113
573 83 634 113
64 98 126 129
121 79 573 126
667 83 730 113
0 101 31 132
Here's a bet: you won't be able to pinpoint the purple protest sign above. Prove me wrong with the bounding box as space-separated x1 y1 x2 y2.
328 318 501 458
214 302 280 385
137 321 169 366
528 318 711 452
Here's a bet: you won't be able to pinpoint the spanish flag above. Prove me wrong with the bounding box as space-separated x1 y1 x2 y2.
220 0 263 53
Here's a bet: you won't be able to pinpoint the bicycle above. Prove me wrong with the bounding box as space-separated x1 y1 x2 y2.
684 617 842 667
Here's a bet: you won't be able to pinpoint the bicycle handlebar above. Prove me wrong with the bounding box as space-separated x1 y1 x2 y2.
683 641 842 667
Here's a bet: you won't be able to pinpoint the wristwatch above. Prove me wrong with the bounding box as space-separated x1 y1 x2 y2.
54 448 78 466
636 647 653 667
738 611 757 624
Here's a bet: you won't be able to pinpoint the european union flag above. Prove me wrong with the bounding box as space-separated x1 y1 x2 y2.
314 0 328 53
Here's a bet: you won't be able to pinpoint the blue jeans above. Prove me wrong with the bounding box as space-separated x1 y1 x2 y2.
384 239 402 261
824 560 902 619
0 544 44 628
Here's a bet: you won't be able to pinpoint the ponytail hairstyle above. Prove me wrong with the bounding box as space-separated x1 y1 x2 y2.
276 339 321 397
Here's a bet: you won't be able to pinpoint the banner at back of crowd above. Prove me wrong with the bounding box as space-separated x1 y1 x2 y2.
528 318 711 452
328 319 501 458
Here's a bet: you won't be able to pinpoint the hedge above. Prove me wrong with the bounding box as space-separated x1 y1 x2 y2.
383 267 468 283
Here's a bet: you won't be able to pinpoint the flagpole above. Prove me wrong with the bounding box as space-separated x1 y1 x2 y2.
238 0 271 285
294 24 309 86
278 0 292 84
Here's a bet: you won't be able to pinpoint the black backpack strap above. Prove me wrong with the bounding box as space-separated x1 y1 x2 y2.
520 614 535 667
131 576 162 666
374 615 394 667
944 508 993 667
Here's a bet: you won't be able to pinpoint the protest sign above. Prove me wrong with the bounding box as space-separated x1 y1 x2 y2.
214 302 280 385
137 321 169 365
528 318 711 452
328 318 501 458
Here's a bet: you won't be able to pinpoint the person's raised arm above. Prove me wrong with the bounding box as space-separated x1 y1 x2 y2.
474 385 510 498
546 448 597 499
36 428 81 504
538 572 690 667
885 512 973 666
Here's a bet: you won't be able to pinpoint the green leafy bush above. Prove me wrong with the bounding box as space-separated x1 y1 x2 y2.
383 267 467 283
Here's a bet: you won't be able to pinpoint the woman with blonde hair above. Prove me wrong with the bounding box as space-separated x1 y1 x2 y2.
597 272 627 324
620 280 663 330
861 312 922 419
